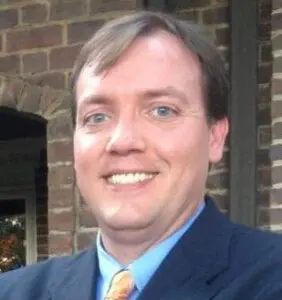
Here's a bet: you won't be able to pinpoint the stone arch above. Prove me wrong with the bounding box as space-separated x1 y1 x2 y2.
0 75 76 257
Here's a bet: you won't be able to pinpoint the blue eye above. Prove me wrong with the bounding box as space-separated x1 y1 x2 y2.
152 106 176 118
86 113 110 124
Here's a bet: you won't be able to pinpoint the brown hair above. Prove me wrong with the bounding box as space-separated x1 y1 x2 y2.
70 11 228 124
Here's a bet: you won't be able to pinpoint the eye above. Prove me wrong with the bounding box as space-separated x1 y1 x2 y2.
151 106 177 119
85 112 110 124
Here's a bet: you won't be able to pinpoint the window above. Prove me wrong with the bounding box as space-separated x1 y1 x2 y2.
0 191 37 273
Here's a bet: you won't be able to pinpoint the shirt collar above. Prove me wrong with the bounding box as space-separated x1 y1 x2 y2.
96 201 205 292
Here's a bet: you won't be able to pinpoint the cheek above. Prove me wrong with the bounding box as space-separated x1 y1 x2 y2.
73 132 103 169
156 123 209 162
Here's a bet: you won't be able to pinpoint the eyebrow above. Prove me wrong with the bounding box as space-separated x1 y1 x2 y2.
77 95 112 115
140 87 189 104
77 86 189 114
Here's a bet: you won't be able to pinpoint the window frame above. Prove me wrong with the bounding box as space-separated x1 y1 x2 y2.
0 188 37 265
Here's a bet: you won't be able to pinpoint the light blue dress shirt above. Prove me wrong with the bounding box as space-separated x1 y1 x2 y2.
96 201 205 300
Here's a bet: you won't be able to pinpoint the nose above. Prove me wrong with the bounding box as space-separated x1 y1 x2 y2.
106 118 146 154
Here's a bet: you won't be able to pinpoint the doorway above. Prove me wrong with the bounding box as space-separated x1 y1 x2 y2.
0 107 47 273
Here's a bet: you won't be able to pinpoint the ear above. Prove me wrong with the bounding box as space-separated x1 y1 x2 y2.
209 118 229 163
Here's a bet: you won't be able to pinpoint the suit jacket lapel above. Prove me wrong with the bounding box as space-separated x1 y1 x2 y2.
50 246 99 300
138 198 233 300
48 198 233 300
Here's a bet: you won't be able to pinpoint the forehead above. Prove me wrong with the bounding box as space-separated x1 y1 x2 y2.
76 31 202 103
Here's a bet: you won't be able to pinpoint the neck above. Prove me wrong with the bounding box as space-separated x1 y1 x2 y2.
100 233 155 265
99 200 203 265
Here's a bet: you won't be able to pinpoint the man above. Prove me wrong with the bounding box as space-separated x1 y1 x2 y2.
1 11 282 300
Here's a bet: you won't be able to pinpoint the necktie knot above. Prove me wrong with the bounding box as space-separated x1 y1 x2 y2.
105 270 135 300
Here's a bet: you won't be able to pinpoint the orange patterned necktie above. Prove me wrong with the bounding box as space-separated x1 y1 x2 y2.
104 270 135 300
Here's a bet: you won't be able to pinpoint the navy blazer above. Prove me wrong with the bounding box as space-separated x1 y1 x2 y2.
1 198 282 300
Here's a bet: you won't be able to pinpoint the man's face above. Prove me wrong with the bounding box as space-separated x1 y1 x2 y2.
74 31 228 240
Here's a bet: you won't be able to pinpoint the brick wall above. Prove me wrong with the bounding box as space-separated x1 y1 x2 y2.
35 148 49 261
0 0 143 256
0 0 142 90
171 0 230 213
257 0 273 229
270 0 282 232
0 75 73 258
0 0 281 258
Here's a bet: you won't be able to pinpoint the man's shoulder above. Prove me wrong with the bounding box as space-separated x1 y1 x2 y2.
227 222 282 281
213 223 282 299
230 222 282 259
0 247 94 300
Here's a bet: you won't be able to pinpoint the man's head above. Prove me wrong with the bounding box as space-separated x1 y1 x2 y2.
72 11 229 246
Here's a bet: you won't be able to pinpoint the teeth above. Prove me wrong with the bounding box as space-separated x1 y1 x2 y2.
107 173 154 185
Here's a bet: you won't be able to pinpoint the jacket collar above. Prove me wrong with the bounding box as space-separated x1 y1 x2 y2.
50 197 233 300
50 247 98 300
138 197 233 300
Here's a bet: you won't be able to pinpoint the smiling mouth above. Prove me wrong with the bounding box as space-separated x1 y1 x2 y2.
106 172 156 185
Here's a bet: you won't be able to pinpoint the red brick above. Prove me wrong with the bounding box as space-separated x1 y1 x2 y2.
273 0 282 10
207 170 228 190
37 233 48 245
23 52 47 73
271 188 282 205
258 85 271 104
37 245 48 257
259 3 271 23
258 208 282 226
49 234 73 254
0 9 18 30
271 145 282 162
0 55 20 73
273 122 282 139
50 0 87 20
272 78 282 95
48 186 73 209
258 65 272 84
90 0 141 13
79 206 98 228
273 33 282 51
50 44 82 70
77 231 97 250
272 166 282 185
67 20 104 44
258 151 270 172
37 226 48 238
49 210 74 232
6 25 63 52
257 166 272 187
274 57 282 73
216 27 229 46
37 235 48 246
257 105 271 126
272 101 282 119
176 11 199 22
47 140 73 163
47 115 73 141
22 4 48 24
0 0 27 3
48 165 74 187
258 23 271 41
26 71 65 89
202 6 229 25
212 194 228 211
260 43 272 63
272 12 282 30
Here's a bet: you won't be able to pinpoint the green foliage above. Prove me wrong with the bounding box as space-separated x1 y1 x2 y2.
0 216 25 272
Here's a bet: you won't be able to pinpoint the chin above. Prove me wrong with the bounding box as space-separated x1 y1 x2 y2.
102 216 152 232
